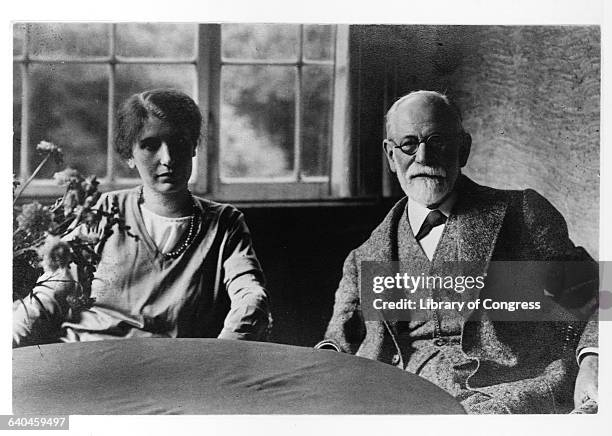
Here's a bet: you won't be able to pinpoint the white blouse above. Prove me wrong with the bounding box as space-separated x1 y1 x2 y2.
140 205 191 254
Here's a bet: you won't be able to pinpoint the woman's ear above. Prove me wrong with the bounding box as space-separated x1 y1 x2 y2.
127 158 135 169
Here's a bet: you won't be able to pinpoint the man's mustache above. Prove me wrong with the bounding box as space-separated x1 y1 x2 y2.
408 166 447 179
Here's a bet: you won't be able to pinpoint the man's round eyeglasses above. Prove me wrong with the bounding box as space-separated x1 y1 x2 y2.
385 134 454 156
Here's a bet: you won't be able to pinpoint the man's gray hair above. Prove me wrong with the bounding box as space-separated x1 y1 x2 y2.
384 90 464 138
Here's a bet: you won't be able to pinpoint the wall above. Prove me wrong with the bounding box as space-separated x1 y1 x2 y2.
363 25 600 257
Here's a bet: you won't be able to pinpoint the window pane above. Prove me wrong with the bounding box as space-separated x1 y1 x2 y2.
13 64 22 176
13 23 26 56
303 25 335 61
302 66 333 177
221 65 295 179
116 23 196 58
29 23 109 59
115 64 196 177
222 24 298 60
29 64 108 179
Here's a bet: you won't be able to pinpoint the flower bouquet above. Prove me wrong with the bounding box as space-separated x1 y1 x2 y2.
13 141 132 313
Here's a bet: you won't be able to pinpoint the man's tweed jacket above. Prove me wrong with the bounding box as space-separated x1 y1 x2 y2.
320 175 597 413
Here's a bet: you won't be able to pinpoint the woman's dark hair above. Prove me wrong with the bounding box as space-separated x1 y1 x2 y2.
114 89 203 159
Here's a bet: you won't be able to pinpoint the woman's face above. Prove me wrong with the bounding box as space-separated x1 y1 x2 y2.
130 116 196 195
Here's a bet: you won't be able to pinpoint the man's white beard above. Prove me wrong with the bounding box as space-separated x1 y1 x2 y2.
404 177 450 207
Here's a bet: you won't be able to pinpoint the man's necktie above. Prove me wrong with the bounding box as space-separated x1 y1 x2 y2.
415 209 447 241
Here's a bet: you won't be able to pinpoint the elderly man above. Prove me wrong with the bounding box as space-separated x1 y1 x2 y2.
317 90 598 414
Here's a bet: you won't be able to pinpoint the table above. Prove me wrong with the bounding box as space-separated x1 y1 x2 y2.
13 338 465 414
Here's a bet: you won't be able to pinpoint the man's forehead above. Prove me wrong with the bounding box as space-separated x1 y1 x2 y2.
391 95 460 132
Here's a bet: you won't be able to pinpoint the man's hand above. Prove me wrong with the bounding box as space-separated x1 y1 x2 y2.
574 354 598 408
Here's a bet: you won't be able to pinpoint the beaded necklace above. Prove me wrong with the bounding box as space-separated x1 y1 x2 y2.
139 187 199 259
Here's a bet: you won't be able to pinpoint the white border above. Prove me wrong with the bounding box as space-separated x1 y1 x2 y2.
2 1 609 436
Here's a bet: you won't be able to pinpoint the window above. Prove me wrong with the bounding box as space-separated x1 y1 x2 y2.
13 23 352 201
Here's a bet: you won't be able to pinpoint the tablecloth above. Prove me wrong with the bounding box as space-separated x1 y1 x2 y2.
13 338 464 414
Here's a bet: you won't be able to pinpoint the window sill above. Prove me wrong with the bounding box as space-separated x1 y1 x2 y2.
14 179 394 209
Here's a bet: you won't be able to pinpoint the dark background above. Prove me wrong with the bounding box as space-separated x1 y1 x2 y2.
244 202 394 345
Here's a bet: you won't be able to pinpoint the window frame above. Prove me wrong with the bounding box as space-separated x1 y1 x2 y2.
14 23 200 198
13 23 354 203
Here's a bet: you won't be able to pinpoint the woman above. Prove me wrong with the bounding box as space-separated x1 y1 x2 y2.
13 89 271 346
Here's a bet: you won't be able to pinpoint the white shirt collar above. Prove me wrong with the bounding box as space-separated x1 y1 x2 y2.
407 192 457 236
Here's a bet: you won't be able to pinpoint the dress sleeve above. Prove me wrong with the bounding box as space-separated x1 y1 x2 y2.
217 211 271 341
13 267 76 347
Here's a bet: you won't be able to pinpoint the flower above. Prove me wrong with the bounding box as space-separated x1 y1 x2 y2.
36 140 63 164
36 140 61 153
12 144 128 312
82 176 99 196
66 294 96 312
53 168 90 215
53 168 82 186
38 236 72 273
16 202 52 234
62 189 81 216
76 202 101 227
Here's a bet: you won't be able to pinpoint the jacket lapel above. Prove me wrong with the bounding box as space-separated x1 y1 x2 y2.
453 176 508 263
398 210 432 273
441 176 509 321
